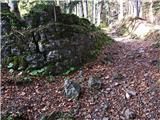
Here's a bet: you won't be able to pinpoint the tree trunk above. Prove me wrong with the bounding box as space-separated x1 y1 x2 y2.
134 0 140 17
76 4 78 16
8 0 20 18
92 0 96 24
149 0 154 23
128 0 134 17
56 0 60 6
139 1 143 17
81 0 84 17
118 0 123 20
53 5 57 22
96 0 102 26
82 0 87 18
86 0 89 18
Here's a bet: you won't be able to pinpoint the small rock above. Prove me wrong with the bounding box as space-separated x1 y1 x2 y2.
88 75 102 90
85 114 92 119
114 82 120 86
157 79 160 86
124 109 136 119
112 73 124 81
102 101 110 111
137 48 144 53
20 92 25 96
64 79 81 100
125 89 137 99
126 89 137 96
105 88 112 94
104 75 110 79
151 59 160 68
102 117 110 120
125 92 130 99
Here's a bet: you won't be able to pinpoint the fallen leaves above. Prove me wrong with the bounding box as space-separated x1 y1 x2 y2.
1 36 160 120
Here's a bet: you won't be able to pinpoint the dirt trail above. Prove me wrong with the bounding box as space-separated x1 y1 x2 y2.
1 32 160 120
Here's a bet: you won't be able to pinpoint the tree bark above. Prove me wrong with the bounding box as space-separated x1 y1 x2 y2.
118 0 123 20
82 0 87 18
92 0 96 24
134 0 140 17
149 0 154 23
81 0 84 17
96 0 102 26
86 0 89 18
53 5 57 22
56 0 60 6
8 0 20 18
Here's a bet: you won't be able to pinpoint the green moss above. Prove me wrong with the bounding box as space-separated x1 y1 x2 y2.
1 10 24 29
58 14 80 25
4 56 27 70
88 32 113 59
99 22 108 28
3 3 114 76
153 1 160 13
117 24 129 36
19 0 55 17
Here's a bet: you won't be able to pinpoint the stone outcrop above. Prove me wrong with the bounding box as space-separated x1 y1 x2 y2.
1 3 112 75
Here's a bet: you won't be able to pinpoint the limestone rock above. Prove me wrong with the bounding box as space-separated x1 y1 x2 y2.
124 109 136 119
64 79 81 100
88 75 102 90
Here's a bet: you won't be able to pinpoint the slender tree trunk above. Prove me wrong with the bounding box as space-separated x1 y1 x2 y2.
140 1 143 17
96 0 102 26
149 0 154 23
56 0 59 6
86 0 89 18
76 5 78 16
134 0 140 17
81 0 84 17
8 0 20 18
129 0 135 17
118 0 123 20
53 5 57 22
128 0 131 16
92 0 96 24
82 0 87 18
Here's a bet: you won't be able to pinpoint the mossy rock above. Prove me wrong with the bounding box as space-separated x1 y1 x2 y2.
2 2 113 76
1 9 24 29
1 112 29 120
40 111 75 120
58 14 80 25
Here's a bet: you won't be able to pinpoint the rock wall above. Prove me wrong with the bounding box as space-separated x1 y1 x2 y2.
115 17 160 39
2 23 95 75
1 3 112 75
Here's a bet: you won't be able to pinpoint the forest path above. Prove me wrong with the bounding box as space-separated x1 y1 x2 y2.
1 31 160 120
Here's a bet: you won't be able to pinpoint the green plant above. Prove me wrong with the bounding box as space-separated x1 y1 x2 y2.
63 66 79 75
7 63 14 73
7 63 14 69
29 68 45 76
99 22 108 28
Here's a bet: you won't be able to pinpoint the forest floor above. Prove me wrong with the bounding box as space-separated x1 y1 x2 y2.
1 31 160 120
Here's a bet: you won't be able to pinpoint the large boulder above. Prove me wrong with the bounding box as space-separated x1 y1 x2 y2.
1 4 113 75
